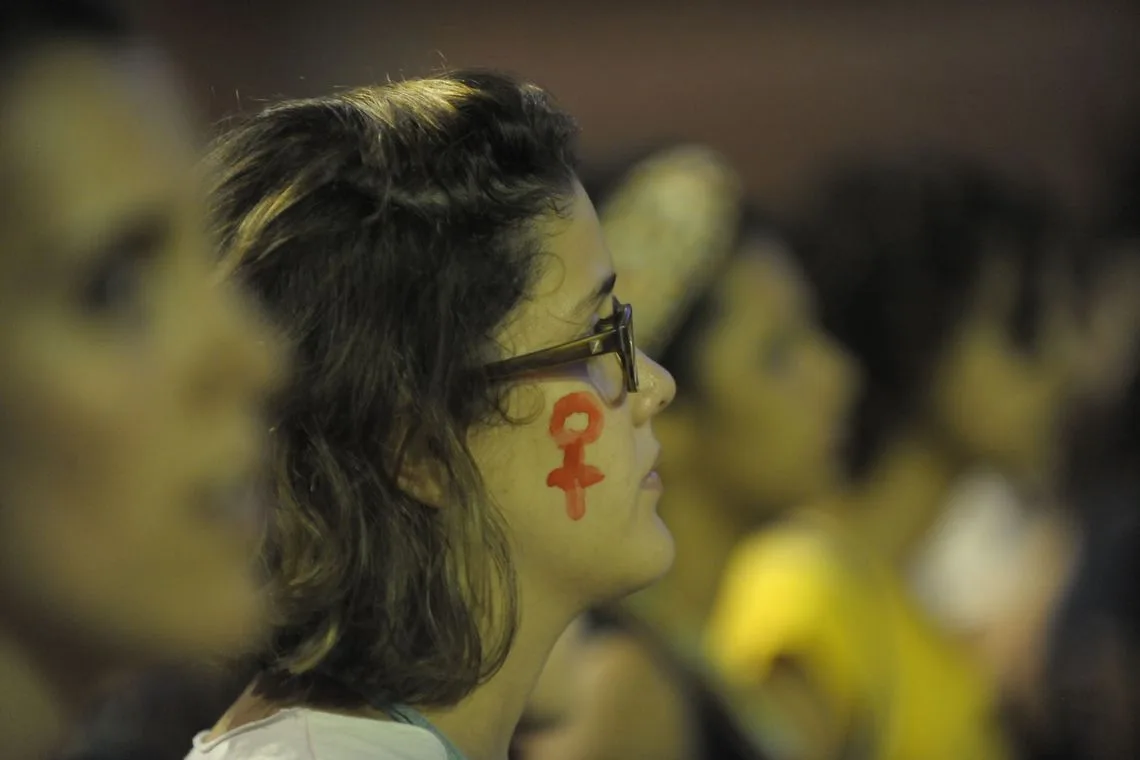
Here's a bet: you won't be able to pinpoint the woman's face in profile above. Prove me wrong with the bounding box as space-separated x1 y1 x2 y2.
468 182 678 609
0 43 283 663
927 258 1079 480
687 241 859 511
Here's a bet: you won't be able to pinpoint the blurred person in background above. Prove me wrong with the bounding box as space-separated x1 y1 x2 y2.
904 139 1140 759
1005 136 1140 760
1064 143 1140 413
189 71 676 760
62 666 248 760
910 134 1140 666
511 143 858 760
1025 375 1140 760
705 154 1083 760
0 1 284 758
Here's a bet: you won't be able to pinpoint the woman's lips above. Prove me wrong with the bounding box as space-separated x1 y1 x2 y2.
642 470 663 490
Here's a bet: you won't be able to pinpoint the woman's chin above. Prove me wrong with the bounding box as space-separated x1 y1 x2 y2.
626 515 677 595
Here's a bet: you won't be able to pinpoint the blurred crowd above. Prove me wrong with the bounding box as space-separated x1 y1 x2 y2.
2 2 1139 760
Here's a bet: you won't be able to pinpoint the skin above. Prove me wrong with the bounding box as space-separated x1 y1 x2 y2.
515 617 591 744
465 182 678 617
0 42 283 758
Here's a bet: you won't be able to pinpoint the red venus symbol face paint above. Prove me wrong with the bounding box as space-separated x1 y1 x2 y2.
546 392 606 521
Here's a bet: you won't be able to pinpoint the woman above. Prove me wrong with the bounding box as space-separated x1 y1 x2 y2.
1005 136 1140 760
0 1 283 758
705 154 1080 760
189 72 676 760
511 144 858 760
1017 369 1140 760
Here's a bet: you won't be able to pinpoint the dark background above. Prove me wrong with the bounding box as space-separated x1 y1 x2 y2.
129 0 1140 215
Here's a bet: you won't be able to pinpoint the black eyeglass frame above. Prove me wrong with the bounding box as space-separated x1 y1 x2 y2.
485 296 639 394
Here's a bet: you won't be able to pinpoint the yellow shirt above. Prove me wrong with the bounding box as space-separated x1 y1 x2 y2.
705 520 1010 760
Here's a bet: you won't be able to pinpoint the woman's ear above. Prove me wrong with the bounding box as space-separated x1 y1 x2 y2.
397 463 448 509
394 435 451 509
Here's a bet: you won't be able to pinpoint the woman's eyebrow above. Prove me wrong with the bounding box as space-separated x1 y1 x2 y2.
569 271 617 320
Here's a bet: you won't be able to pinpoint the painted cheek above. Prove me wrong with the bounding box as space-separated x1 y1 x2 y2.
546 391 605 520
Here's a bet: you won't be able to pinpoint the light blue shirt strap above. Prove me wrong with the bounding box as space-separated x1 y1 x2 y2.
387 704 468 760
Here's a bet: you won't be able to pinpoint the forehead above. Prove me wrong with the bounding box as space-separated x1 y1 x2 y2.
509 182 615 348
0 44 194 278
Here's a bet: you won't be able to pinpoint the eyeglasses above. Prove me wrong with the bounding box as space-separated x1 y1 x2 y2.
485 296 639 401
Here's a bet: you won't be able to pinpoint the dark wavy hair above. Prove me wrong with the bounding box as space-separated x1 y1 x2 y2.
205 70 579 708
792 153 1072 476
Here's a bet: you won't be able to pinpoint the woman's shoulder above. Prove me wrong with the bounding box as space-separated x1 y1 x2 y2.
185 708 448 760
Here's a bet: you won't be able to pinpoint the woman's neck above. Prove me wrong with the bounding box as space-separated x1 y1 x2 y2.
418 588 574 760
628 474 755 651
843 429 967 565
214 593 576 760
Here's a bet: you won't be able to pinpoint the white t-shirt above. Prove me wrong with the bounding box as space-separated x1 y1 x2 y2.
909 470 1031 632
185 708 448 760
